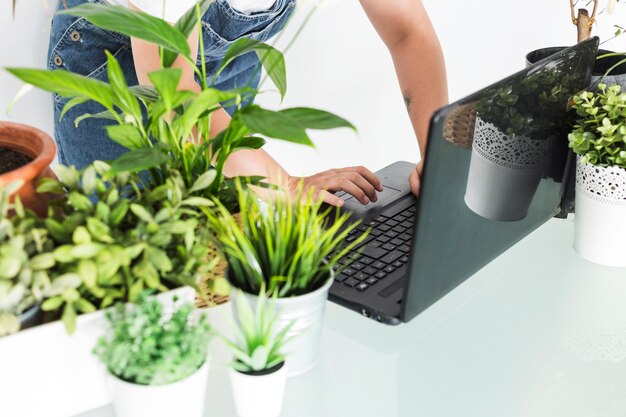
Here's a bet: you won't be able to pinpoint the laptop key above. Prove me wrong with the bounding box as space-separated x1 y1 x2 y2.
399 233 412 241
342 268 355 276
359 256 373 265
362 266 377 275
387 231 399 238
382 243 397 251
374 215 388 222
375 271 387 280
334 274 346 283
366 277 378 285
370 229 383 237
392 226 407 234
343 278 359 288
369 241 382 248
356 283 369 292
378 224 391 232
351 262 365 270
400 256 410 263
384 265 396 273
373 261 386 270
360 245 387 260
354 272 368 281
382 250 403 264
398 245 411 253
385 219 399 227
376 235 391 243
390 238 404 246
393 261 404 268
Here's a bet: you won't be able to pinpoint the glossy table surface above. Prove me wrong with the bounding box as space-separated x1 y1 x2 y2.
76 216 626 417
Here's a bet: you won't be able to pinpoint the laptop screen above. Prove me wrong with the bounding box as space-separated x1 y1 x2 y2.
401 38 599 322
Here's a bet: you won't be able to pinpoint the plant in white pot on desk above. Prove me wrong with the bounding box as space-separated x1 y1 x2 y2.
226 288 293 417
569 83 626 266
0 184 55 336
207 186 365 376
94 294 213 417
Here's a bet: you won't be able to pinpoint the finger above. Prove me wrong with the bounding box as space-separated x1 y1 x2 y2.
318 190 345 207
328 177 370 205
344 172 379 202
409 168 421 196
337 166 383 191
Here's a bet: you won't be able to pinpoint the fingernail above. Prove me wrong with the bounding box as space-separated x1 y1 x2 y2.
363 197 369 204
337 199 344 207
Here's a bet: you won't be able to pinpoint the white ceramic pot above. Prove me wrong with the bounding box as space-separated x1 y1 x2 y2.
108 359 209 417
229 362 287 417
231 276 333 376
464 117 548 221
573 157 626 267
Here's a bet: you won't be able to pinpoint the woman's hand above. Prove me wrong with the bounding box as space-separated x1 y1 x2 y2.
408 161 423 196
288 166 383 207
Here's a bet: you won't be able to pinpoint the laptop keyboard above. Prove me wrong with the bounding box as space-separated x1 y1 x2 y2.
334 204 416 292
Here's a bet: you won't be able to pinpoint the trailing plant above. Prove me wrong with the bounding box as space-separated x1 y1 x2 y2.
94 294 213 385
225 288 293 373
36 161 216 334
568 83 626 168
6 0 355 212
0 184 55 336
205 184 366 297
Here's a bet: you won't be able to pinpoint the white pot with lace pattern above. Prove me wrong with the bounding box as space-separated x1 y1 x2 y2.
574 156 626 267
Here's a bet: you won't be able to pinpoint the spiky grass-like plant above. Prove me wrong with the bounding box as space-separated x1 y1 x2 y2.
206 185 366 297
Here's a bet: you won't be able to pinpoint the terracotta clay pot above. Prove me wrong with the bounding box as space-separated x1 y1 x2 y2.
0 121 56 216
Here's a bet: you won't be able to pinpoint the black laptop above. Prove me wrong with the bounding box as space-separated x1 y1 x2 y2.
329 37 599 325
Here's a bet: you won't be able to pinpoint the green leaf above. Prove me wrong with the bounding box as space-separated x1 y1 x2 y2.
78 260 98 287
147 248 173 272
162 0 214 66
109 147 169 175
180 197 214 207
36 178 65 194
105 50 142 119
219 38 286 99
58 4 191 59
110 199 130 226
62 303 77 335
69 243 102 259
41 296 64 311
238 106 312 146
59 96 90 121
232 136 266 151
30 253 55 271
189 170 217 193
68 192 93 211
130 204 154 223
81 165 97 195
175 0 213 37
147 68 182 111
105 125 146 150
279 108 356 130
72 226 92 244
6 68 115 109
250 345 269 371
54 165 79 189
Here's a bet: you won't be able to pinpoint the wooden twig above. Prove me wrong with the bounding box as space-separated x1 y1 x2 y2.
570 0 599 42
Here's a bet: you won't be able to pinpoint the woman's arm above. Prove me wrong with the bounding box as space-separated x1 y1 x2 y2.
359 0 448 194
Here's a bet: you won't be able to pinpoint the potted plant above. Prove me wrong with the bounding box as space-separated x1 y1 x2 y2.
0 121 57 216
33 161 215 333
225 288 293 417
206 185 365 375
93 294 213 417
464 58 590 221
0 184 56 336
568 83 626 266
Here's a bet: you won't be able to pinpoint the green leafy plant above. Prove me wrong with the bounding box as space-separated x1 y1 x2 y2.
225 288 292 373
6 0 355 212
205 184 366 297
36 161 215 334
568 83 626 168
0 184 55 336
94 294 213 385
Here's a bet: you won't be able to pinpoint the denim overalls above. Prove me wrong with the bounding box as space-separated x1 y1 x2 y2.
47 0 296 170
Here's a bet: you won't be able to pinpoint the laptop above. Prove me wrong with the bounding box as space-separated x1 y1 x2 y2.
329 37 599 325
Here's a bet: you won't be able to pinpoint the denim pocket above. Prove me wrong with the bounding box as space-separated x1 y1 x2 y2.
200 0 296 58
48 0 132 103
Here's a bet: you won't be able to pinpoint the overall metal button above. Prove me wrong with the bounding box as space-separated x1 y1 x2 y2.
53 55 63 66
70 30 81 42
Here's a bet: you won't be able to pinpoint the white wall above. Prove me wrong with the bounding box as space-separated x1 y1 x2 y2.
1 0 624 175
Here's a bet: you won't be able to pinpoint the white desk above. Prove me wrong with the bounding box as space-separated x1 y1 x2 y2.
76 217 626 417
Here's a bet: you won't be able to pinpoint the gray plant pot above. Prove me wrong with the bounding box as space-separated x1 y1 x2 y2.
464 117 548 222
231 276 333 377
